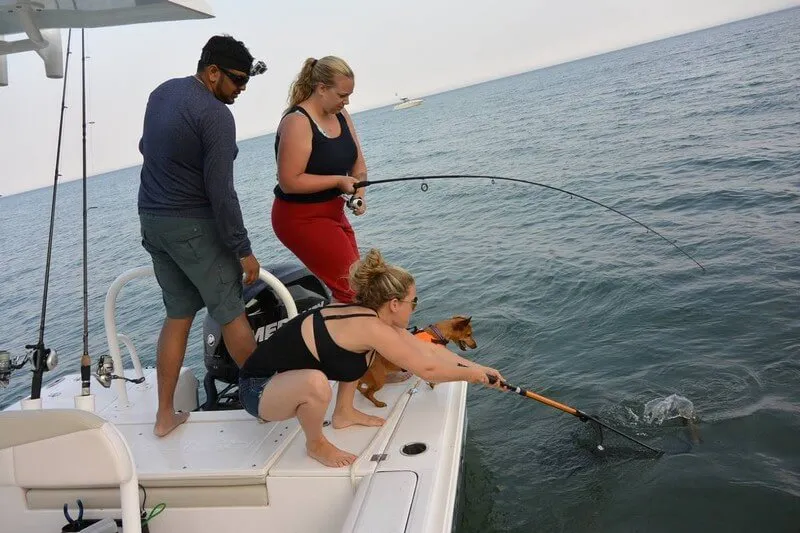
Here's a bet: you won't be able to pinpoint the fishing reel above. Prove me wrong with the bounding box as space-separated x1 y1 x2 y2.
94 354 145 388
95 355 115 388
23 343 58 372
0 347 56 388
346 195 364 212
24 344 58 372
0 350 27 388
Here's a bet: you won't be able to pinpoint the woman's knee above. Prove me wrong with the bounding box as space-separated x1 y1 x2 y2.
304 370 332 403
259 370 329 419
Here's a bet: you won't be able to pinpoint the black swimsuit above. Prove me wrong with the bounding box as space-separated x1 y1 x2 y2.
273 105 358 203
240 304 376 382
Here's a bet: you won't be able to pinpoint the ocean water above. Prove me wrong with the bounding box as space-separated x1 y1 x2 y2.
1 8 799 533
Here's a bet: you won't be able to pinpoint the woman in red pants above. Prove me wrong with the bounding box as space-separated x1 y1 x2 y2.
272 55 366 302
272 56 374 427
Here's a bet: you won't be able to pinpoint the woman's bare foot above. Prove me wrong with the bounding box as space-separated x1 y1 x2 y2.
306 437 357 467
153 410 189 437
332 407 385 429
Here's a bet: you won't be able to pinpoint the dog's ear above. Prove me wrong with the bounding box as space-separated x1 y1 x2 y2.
452 315 472 329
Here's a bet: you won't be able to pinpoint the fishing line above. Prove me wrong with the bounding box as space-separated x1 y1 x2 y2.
353 175 705 271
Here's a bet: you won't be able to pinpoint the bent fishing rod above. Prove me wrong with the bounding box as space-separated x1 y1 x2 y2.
351 175 705 272
486 374 663 456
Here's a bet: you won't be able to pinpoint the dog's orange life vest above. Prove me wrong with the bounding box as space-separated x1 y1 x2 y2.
413 331 437 343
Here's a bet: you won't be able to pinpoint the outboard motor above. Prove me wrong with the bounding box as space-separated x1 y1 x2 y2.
202 263 330 410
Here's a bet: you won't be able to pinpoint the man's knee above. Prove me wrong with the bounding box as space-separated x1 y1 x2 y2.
162 316 195 333
221 313 256 362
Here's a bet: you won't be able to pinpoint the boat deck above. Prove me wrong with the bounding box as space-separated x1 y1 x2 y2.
5 366 467 532
5 367 436 478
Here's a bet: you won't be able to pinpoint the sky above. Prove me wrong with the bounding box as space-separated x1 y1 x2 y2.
1 0 798 196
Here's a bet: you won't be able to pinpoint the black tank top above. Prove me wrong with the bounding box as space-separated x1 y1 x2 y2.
273 105 358 203
240 304 376 382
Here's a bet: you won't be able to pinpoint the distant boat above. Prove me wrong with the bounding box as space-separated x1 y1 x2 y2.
394 93 423 110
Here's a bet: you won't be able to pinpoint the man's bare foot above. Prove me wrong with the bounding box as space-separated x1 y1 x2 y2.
306 437 357 467
385 371 413 384
332 408 385 429
153 410 189 437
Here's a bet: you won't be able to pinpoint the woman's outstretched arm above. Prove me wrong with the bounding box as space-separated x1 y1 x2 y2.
397 327 504 383
363 320 495 385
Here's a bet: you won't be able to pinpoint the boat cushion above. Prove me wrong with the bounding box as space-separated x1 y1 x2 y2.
0 409 104 450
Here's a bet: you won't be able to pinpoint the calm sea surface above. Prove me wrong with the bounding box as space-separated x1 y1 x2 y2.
1 9 799 533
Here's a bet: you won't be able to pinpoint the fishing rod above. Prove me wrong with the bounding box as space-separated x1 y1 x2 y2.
351 175 705 272
487 374 664 456
26 30 74 400
79 28 92 397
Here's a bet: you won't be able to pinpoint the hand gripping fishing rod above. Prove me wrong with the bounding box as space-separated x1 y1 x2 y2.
352 175 705 272
487 374 663 456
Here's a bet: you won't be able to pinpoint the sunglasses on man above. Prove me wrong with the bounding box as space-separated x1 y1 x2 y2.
217 65 250 87
217 60 268 87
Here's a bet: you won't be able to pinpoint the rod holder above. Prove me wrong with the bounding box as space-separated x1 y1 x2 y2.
74 394 96 412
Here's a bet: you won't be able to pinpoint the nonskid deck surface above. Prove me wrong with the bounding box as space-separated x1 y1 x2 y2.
4 367 457 480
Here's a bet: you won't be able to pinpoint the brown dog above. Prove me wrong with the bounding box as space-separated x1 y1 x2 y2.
357 315 477 408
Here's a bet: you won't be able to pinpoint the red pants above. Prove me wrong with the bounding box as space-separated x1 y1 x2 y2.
271 196 359 303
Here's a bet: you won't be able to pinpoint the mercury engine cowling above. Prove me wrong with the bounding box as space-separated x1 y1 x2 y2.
201 263 330 410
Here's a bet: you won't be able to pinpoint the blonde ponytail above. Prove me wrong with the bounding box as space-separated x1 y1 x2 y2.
286 55 355 110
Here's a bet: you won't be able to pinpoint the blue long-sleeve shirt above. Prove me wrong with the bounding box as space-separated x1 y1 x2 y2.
138 76 252 258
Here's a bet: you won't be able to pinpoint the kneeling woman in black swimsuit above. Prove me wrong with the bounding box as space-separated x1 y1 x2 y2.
238 248 505 468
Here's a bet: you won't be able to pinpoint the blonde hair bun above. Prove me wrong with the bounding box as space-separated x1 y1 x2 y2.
348 249 414 310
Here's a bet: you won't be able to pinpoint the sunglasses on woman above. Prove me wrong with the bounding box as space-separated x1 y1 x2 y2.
399 296 418 310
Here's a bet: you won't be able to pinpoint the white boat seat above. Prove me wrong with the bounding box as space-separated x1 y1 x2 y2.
0 407 105 449
0 409 135 489
0 409 142 533
20 410 302 510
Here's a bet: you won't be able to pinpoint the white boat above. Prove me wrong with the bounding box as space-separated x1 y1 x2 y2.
0 3 468 533
394 95 423 110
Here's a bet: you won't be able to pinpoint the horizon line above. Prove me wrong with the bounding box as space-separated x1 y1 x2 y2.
2 4 796 199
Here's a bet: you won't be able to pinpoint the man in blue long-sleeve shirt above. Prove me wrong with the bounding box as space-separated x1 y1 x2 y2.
138 35 261 437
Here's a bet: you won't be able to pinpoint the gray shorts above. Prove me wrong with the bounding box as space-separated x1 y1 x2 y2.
140 214 244 325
